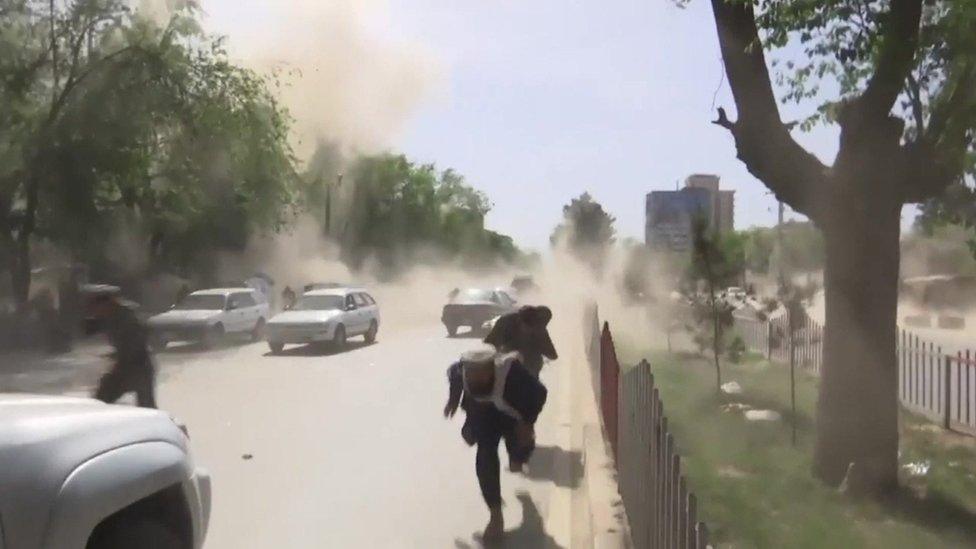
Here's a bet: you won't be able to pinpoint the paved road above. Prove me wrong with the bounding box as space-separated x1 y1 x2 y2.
151 325 580 548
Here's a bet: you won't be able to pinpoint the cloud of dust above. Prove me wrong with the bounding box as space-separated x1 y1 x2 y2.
221 219 681 367
202 0 442 158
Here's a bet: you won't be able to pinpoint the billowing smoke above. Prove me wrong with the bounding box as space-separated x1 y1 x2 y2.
201 0 442 158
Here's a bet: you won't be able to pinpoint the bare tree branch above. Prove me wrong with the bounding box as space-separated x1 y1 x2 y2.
858 0 923 119
708 0 829 220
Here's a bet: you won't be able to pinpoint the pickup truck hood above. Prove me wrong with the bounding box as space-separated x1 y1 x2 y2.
0 394 188 546
149 309 222 325
269 310 342 325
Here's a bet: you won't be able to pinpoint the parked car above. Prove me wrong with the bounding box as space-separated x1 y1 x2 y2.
147 288 269 349
0 393 210 549
266 287 380 354
442 288 518 337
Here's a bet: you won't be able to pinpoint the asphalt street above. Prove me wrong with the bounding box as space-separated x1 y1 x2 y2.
152 325 581 548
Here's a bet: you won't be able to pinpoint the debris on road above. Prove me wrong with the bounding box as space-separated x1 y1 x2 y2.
902 460 931 477
720 381 742 395
744 409 781 422
720 402 752 414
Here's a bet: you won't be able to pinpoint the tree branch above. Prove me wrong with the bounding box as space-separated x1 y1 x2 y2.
709 0 829 221
858 0 923 119
902 63 976 203
906 73 925 135
47 45 141 125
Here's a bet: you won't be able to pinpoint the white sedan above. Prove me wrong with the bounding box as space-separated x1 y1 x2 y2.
148 288 270 349
0 394 210 549
266 287 380 354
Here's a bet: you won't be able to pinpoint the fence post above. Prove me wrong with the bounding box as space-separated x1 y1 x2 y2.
695 522 709 549
685 493 697 549
600 322 620 461
945 354 952 430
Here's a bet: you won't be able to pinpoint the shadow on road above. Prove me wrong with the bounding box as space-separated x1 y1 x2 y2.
263 340 373 358
158 337 255 355
454 492 564 549
525 445 584 489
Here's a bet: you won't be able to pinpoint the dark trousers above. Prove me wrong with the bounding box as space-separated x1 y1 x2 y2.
475 415 535 508
94 360 157 409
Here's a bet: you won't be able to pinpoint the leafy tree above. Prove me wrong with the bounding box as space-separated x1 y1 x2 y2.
683 216 738 391
550 192 616 272
741 222 825 275
0 1 299 296
703 0 976 493
338 153 522 275
777 277 819 447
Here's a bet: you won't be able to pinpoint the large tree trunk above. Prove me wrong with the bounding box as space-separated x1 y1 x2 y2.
813 191 902 494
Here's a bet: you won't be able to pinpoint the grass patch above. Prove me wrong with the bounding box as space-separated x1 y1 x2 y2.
617 347 976 548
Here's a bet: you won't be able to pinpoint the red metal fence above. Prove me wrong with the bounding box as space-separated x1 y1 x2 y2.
586 306 710 548
734 314 976 435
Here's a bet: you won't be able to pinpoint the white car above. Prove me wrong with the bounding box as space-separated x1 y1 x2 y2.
266 287 380 354
147 288 270 349
0 394 210 549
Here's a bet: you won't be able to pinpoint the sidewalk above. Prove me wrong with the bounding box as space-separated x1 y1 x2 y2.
541 325 628 548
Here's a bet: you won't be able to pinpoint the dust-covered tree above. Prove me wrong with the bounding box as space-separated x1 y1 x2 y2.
683 216 740 391
702 0 976 493
777 277 819 447
550 192 616 273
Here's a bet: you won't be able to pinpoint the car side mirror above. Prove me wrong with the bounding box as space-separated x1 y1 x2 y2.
346 303 357 312
227 303 237 311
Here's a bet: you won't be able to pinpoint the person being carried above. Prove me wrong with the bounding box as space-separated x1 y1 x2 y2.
444 347 548 541
484 305 558 377
91 294 157 408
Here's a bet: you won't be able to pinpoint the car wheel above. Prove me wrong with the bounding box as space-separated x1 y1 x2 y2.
269 341 284 354
87 517 183 549
333 324 347 349
364 320 378 344
446 324 458 338
251 318 266 342
203 323 224 349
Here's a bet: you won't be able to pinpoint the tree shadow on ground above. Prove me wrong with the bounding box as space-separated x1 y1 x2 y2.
882 487 976 545
524 445 584 489
454 492 564 549
262 340 372 358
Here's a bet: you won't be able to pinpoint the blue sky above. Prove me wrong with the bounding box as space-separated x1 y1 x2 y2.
201 0 918 251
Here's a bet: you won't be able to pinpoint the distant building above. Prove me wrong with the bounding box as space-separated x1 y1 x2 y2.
645 174 735 250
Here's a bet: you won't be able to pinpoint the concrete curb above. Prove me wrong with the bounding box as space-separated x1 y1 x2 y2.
573 351 630 548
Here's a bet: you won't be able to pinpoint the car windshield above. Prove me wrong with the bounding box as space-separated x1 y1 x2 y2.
175 294 225 310
454 289 494 303
294 295 344 311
